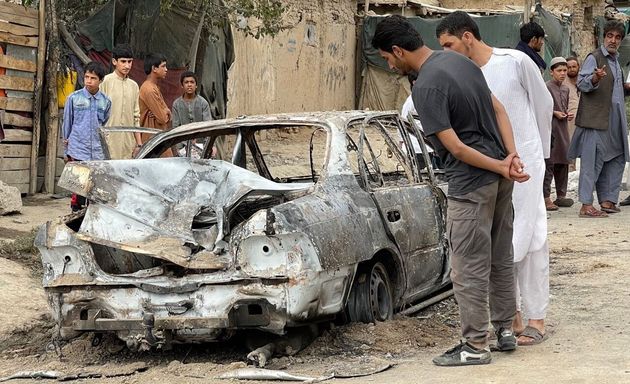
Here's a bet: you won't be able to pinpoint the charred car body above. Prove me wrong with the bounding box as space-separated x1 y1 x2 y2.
36 111 450 351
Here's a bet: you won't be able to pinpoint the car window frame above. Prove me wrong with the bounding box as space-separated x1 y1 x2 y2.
355 115 418 192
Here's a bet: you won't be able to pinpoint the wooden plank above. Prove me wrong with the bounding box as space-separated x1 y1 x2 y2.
0 54 36 72
0 3 38 19
0 143 30 157
37 157 63 177
0 31 37 48
59 23 89 64
0 96 32 112
2 129 31 142
0 20 38 37
0 75 34 91
2 112 32 127
0 157 29 171
0 11 38 29
0 169 29 184
36 177 62 194
44 0 59 195
29 0 45 194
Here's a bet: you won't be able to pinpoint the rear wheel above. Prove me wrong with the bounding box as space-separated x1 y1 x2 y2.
346 261 394 323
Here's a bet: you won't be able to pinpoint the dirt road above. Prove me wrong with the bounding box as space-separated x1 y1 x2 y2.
0 192 629 383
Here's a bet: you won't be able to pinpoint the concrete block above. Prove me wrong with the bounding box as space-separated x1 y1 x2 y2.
0 180 22 215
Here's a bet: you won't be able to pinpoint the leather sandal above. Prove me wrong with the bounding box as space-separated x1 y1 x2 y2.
545 198 558 211
579 206 608 218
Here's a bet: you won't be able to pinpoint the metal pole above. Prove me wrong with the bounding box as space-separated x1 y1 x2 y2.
400 289 454 316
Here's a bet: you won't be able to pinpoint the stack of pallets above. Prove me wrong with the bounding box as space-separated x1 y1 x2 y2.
0 1 38 193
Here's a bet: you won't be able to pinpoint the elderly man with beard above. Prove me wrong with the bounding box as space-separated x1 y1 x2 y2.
564 57 580 140
436 11 553 347
568 20 630 216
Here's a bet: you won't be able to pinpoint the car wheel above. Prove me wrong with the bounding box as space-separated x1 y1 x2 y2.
346 261 394 323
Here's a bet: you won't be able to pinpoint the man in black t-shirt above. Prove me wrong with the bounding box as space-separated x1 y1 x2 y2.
372 15 530 366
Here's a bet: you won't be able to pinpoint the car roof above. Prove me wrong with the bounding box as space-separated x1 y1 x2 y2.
100 110 400 159
164 110 399 135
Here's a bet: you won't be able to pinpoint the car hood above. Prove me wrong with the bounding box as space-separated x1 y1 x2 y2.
58 158 313 268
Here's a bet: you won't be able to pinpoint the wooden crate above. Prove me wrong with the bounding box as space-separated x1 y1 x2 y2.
0 1 38 193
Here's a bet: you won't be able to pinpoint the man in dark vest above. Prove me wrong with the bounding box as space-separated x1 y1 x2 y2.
568 20 630 216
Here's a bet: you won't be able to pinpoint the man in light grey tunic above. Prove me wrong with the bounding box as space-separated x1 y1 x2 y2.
568 20 630 217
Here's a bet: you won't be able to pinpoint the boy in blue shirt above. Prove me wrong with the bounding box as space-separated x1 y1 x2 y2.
62 61 111 210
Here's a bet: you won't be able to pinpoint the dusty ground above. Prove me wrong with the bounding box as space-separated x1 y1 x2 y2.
0 185 629 383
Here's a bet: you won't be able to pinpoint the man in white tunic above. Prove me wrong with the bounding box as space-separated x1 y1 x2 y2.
437 11 553 345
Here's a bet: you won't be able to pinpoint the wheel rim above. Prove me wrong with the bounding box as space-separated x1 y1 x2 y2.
369 264 392 321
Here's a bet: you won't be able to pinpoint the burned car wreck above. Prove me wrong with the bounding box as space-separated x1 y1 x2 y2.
36 111 450 353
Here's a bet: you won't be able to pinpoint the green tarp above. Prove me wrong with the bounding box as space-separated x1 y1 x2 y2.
362 7 573 76
533 4 571 80
362 13 523 73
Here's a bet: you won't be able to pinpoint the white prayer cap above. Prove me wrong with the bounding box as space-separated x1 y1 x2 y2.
549 57 567 68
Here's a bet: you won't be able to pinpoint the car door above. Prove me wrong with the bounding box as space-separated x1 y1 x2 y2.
356 115 447 301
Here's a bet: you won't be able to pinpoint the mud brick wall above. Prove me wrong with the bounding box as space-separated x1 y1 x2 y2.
226 0 357 116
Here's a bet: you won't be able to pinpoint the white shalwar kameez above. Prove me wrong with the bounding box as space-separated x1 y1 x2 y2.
481 48 553 320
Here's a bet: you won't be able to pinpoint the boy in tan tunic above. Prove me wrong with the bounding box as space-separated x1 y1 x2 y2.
100 44 141 159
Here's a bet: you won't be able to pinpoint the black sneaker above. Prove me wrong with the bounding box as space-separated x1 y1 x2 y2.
432 341 491 366
495 328 517 351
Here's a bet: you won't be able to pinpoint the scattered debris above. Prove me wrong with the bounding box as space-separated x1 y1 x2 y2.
327 361 394 378
217 368 332 382
0 181 22 215
247 343 275 367
0 371 62 382
0 362 148 382
217 362 394 382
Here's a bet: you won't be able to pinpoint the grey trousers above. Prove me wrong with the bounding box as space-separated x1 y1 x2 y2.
447 178 516 344
578 153 626 204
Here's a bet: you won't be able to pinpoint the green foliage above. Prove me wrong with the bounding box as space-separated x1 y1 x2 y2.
161 0 286 39
22 0 286 39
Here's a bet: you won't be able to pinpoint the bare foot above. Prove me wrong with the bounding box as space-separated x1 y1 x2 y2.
512 311 525 335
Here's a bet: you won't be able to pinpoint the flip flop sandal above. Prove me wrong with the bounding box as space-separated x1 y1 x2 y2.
579 207 608 218
600 204 620 213
517 326 546 346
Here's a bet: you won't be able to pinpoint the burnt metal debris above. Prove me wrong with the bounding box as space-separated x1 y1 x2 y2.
36 111 450 353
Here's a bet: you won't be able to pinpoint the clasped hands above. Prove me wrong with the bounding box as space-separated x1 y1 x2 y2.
502 153 530 183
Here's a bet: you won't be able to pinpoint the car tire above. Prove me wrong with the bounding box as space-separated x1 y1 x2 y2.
346 261 394 323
